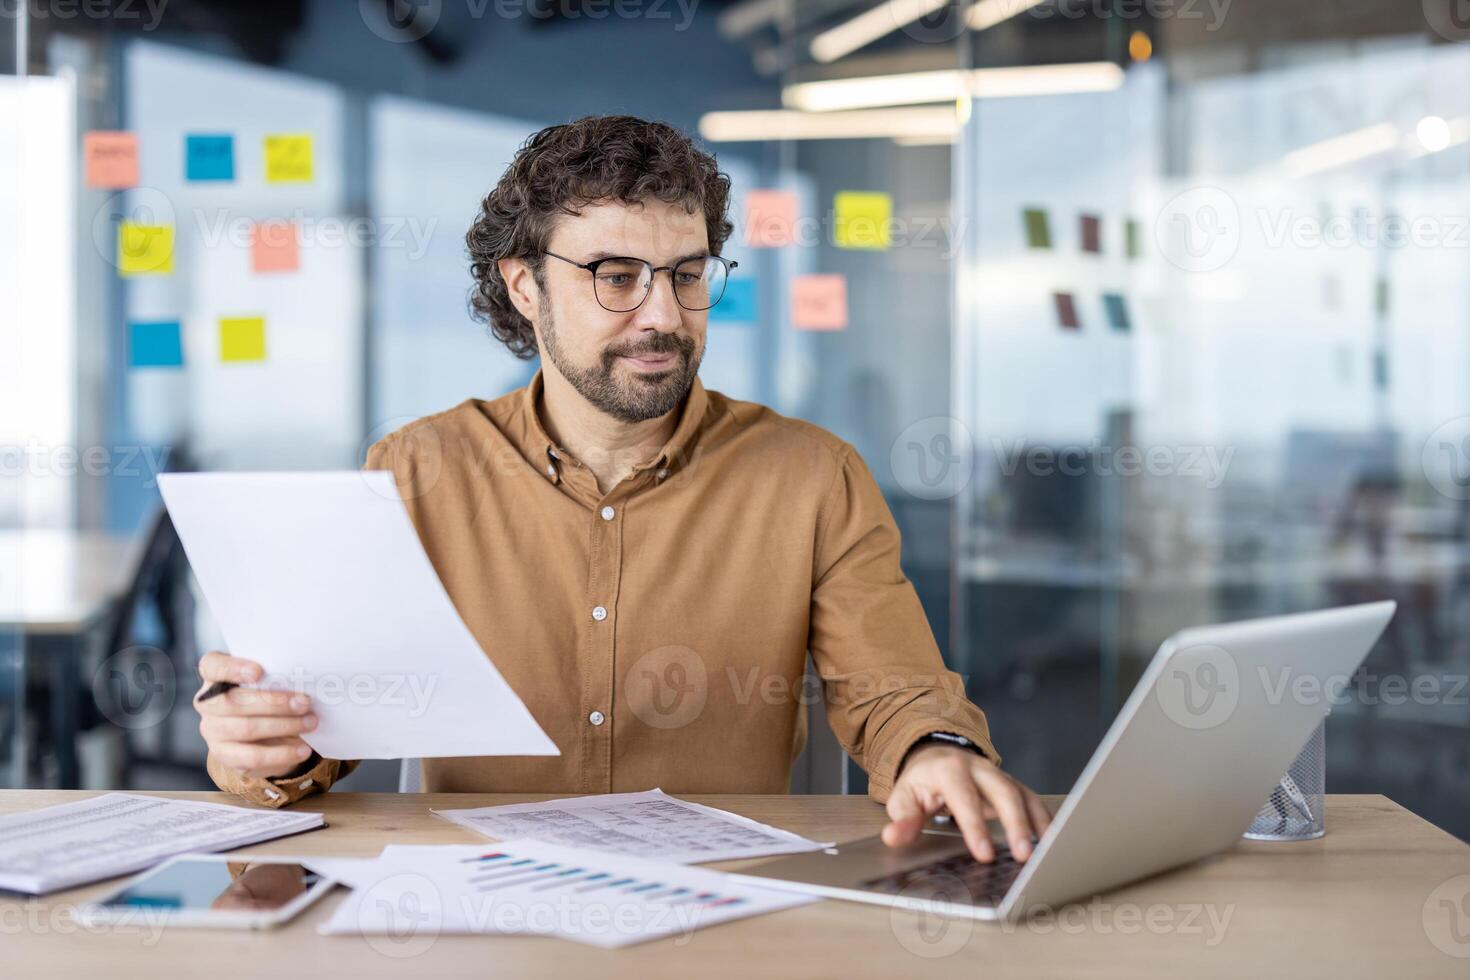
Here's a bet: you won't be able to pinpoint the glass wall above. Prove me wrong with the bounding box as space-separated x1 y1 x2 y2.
954 7 1470 838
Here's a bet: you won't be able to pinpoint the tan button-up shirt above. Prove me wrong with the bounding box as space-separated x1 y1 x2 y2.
207 372 998 807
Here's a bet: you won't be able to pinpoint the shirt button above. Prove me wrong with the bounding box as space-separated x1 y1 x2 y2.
600 505 615 521
656 468 669 480
592 605 607 621
545 463 556 478
588 710 605 726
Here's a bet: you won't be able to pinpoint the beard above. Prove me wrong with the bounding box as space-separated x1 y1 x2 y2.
538 292 703 424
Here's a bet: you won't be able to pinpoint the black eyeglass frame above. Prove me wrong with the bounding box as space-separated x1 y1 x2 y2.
541 249 739 313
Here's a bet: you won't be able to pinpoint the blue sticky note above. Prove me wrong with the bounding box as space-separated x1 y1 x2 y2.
185 134 235 182
129 320 184 368
1102 293 1131 332
710 278 757 323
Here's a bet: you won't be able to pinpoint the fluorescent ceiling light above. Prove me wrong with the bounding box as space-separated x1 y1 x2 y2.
810 0 1049 64
699 106 959 142
786 68 959 111
968 0 1048 31
784 62 1123 112
893 132 956 146
810 0 949 64
1403 114 1470 157
1282 123 1399 178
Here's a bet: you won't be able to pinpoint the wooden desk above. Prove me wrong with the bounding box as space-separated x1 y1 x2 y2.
4 791 1470 978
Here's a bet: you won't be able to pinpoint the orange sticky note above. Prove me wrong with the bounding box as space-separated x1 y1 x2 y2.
791 274 848 331
744 189 799 248
84 131 139 189
251 219 300 273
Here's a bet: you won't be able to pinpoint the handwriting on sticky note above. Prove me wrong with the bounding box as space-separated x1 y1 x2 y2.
251 220 300 273
833 191 891 250
219 317 267 362
118 222 174 276
85 132 139 190
744 189 799 248
264 134 314 183
791 274 847 331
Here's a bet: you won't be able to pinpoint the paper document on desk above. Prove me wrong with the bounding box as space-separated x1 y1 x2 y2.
0 793 324 895
433 788 830 863
314 842 817 948
158 471 558 760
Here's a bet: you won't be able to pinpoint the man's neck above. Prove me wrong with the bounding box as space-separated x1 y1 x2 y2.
538 368 679 494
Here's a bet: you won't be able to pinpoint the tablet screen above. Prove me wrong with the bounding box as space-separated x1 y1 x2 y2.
98 860 323 913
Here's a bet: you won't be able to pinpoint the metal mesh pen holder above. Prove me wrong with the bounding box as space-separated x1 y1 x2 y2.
1244 720 1326 841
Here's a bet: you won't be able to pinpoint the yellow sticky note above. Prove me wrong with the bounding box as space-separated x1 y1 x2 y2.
219 317 267 362
833 191 892 250
118 222 174 276
264 134 314 183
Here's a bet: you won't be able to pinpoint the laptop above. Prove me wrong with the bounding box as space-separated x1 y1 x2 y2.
732 601 1396 921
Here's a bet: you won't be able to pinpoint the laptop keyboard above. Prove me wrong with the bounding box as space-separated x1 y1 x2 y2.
861 845 1021 907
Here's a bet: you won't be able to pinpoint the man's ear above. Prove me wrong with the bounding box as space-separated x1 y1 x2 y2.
498 257 539 323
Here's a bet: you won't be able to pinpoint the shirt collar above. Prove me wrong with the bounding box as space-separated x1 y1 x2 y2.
516 367 709 474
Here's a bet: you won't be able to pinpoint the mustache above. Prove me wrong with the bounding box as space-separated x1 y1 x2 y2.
602 333 695 364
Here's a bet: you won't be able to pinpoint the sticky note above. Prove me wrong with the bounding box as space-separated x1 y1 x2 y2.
744 189 799 248
128 320 183 369
219 317 267 362
185 134 235 182
251 220 300 273
118 222 174 276
791 274 847 330
710 278 757 323
84 131 139 189
264 134 314 183
833 191 891 250
1053 292 1080 330
1375 277 1389 314
1080 214 1102 254
1125 218 1141 259
1102 293 1130 332
1023 208 1051 249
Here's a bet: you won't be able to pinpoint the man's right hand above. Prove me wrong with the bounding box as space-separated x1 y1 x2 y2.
195 651 318 779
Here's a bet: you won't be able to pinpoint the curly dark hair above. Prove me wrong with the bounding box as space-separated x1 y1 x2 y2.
465 115 734 360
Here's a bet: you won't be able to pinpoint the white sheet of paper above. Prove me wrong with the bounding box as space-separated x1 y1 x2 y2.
317 842 817 948
158 471 558 760
0 793 323 894
432 789 830 863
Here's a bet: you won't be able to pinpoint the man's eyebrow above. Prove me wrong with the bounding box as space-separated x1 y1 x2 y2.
579 250 712 264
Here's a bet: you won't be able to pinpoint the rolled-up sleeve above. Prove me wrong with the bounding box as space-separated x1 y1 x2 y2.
808 447 1000 803
206 752 358 809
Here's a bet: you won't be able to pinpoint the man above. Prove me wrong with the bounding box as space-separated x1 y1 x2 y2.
196 115 1050 865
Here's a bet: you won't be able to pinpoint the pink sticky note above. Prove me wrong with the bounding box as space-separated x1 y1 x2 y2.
745 189 799 248
251 219 300 273
84 131 139 189
791 274 848 331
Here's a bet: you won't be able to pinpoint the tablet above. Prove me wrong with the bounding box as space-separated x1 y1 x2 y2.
76 855 337 930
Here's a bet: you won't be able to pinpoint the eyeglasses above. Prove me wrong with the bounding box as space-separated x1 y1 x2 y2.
542 250 738 314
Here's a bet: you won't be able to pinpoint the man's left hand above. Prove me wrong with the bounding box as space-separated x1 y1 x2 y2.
883 743 1053 863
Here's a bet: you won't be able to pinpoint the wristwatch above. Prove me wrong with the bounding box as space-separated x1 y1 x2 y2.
918 731 980 753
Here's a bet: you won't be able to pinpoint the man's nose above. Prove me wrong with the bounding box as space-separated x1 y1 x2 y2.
632 270 684 331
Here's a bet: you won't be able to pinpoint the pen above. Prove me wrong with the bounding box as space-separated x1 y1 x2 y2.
195 681 238 703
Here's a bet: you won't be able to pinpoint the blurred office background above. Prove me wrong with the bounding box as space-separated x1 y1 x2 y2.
3 0 1469 840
